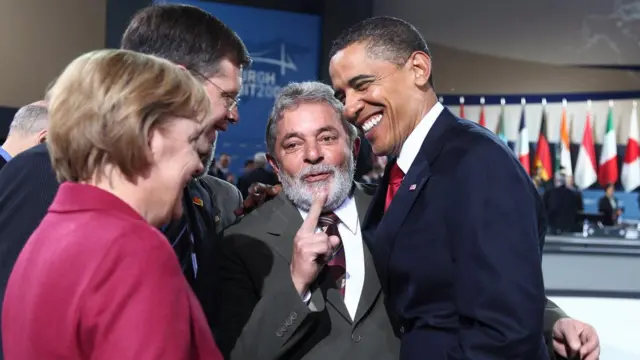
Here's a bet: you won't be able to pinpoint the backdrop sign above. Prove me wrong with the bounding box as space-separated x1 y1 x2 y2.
157 0 322 175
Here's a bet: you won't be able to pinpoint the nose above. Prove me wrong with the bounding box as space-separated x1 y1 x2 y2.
343 94 363 121
304 142 324 165
228 106 239 124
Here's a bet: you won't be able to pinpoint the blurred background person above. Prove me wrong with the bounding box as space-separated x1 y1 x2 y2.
0 101 48 171
236 151 279 198
2 49 222 359
241 158 255 174
543 170 584 234
598 183 623 226
211 152 232 179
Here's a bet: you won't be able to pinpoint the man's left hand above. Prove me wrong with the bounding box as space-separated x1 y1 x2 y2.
553 318 600 360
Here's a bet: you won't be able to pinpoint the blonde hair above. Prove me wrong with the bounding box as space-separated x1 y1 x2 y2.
47 49 212 183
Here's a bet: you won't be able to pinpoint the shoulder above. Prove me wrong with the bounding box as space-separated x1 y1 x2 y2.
101 220 174 266
199 175 238 193
440 119 522 175
223 194 290 243
197 175 241 200
0 143 53 178
354 181 377 196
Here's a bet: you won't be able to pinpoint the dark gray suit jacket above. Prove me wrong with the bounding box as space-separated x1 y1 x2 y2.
211 183 400 360
198 175 243 232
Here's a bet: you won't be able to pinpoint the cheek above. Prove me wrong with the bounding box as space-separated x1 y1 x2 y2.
279 154 303 177
210 106 228 122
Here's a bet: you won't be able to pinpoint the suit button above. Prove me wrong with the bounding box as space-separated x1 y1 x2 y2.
290 311 297 320
351 333 362 342
399 326 405 334
276 330 283 337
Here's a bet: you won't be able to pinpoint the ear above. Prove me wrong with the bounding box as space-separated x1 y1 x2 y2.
409 51 432 88
36 129 47 144
352 136 361 161
266 153 280 174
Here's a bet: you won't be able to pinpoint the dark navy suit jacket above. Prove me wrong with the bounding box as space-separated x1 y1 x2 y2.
362 107 549 360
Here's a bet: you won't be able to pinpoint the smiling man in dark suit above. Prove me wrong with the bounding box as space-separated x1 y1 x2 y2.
211 81 400 360
328 17 571 360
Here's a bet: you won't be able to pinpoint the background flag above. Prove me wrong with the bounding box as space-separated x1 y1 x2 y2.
516 98 530 174
574 101 598 189
621 101 640 192
496 98 508 145
558 99 572 177
534 100 552 181
479 97 486 127
598 101 618 187
459 96 465 118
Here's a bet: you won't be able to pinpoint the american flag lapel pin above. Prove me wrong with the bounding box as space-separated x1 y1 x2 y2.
409 184 417 191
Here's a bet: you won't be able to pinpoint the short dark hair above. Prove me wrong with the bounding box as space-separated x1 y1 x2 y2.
121 4 251 77
330 16 433 87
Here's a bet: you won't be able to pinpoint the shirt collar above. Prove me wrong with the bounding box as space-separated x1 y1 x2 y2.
297 195 359 235
396 102 444 174
0 146 12 162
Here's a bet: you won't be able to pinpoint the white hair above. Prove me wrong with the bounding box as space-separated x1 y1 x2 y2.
8 103 49 136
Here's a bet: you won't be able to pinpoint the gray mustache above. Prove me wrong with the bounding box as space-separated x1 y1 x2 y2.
297 164 338 180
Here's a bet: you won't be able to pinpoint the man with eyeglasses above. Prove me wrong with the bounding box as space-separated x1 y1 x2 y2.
0 5 254 351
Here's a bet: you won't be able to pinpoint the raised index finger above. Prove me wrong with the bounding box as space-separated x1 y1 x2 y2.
298 190 328 234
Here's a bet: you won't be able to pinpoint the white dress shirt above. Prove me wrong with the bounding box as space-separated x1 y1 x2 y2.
298 195 365 320
396 102 444 173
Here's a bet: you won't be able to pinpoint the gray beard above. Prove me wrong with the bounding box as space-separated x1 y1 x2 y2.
278 153 355 212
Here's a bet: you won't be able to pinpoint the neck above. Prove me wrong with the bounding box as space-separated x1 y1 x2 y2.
1 136 33 157
413 90 439 131
87 172 162 226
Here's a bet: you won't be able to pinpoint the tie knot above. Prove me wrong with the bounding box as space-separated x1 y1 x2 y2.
389 163 405 185
318 212 339 228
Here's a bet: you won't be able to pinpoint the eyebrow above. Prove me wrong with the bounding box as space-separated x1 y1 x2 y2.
347 74 375 88
280 126 340 144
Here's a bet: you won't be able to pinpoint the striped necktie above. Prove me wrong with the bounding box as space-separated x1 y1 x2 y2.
318 212 346 298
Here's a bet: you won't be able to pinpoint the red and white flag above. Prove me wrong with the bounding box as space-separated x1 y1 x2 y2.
574 101 598 189
621 101 640 192
459 96 465 118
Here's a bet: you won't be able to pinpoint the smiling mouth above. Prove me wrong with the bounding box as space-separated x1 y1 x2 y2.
215 122 228 132
304 172 332 182
361 113 382 134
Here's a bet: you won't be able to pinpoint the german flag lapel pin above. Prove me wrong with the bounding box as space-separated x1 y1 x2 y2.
192 196 204 207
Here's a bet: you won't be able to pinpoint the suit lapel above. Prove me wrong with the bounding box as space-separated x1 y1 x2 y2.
264 193 301 263
264 192 352 322
351 184 382 325
370 108 457 291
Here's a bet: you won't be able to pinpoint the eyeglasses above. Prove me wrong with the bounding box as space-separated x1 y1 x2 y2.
189 68 240 112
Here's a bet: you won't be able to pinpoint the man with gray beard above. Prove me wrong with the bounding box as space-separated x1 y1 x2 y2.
211 81 400 360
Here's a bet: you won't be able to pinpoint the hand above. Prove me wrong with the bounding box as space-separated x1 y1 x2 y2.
290 191 341 295
552 318 600 360
234 183 282 217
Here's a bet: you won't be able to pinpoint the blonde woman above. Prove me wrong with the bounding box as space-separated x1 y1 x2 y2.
2 49 222 359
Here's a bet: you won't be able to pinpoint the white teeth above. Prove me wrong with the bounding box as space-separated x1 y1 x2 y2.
362 114 382 133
